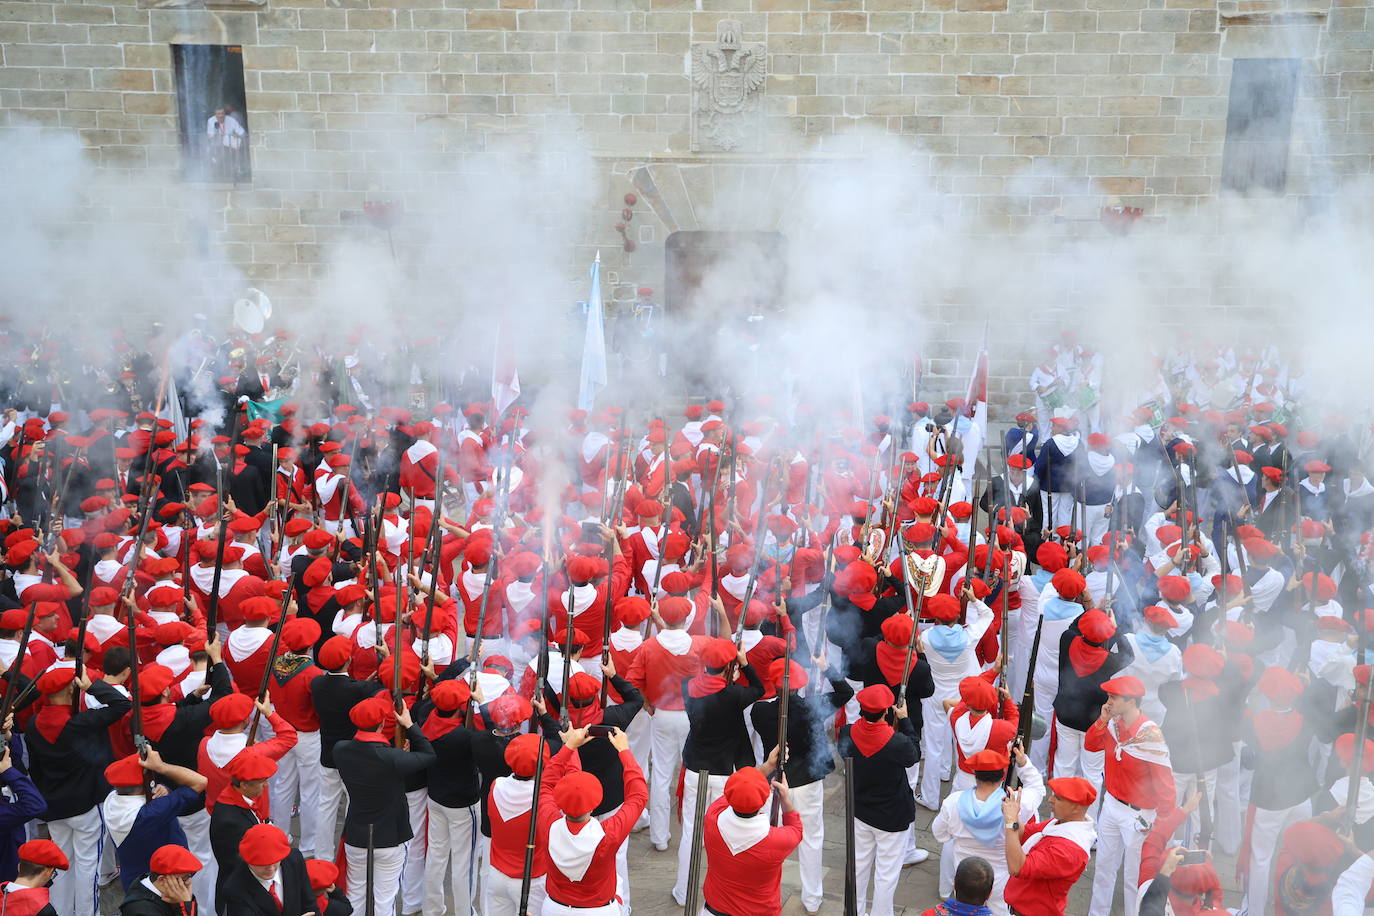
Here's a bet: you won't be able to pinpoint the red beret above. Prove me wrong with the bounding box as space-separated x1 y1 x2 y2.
1036 542 1068 572
768 657 807 691
149 845 202 876
239 823 292 866
1258 666 1304 706
1157 575 1191 603
1182 644 1225 679
958 675 998 711
967 749 1010 772
723 766 771 814
856 683 894 714
566 671 600 702
881 614 914 647
210 693 254 729
657 596 693 625
1336 733 1374 774
303 530 334 551
105 754 146 788
614 596 652 628
1052 569 1086 599
431 678 471 712
349 696 389 731
1260 466 1283 483
701 638 736 669
225 750 278 782
1047 776 1097 806
504 733 546 779
553 771 603 817
487 693 533 730
283 518 313 538
36 669 75 695
281 617 321 652
1077 609 1116 644
566 555 606 583
1100 675 1146 698
925 594 960 624
18 839 68 870
318 636 353 671
139 664 176 702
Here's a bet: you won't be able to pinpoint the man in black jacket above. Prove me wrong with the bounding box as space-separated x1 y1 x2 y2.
309 635 382 862
334 695 436 915
751 654 853 914
25 667 131 916
208 750 276 913
118 843 205 916
220 823 314 916
838 683 920 916
414 677 482 916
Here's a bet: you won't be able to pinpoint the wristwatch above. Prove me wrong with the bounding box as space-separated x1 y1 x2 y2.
1004 821 1019 830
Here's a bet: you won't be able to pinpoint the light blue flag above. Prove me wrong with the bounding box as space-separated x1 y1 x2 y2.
578 251 607 411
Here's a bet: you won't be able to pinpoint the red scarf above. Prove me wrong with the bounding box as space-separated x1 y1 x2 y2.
215 784 270 821
688 674 727 699
1182 677 1219 701
568 698 603 728
850 593 877 611
875 641 910 686
1253 710 1302 751
353 731 390 744
421 712 462 742
1068 637 1108 677
850 718 894 757
142 704 177 742
33 704 71 744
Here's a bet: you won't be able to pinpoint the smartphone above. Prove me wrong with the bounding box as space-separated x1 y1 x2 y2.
581 520 603 541
1181 849 1209 866
587 724 616 738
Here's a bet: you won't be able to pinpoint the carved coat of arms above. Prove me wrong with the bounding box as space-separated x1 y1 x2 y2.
691 20 766 152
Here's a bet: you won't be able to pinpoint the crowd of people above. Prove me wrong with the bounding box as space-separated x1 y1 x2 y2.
0 318 1370 916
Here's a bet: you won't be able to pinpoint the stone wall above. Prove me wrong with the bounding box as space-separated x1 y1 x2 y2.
1 0 1372 413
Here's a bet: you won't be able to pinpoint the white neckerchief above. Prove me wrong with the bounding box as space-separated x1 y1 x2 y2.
1052 433 1080 455
657 628 692 656
1301 478 1325 495
1022 816 1096 856
156 645 192 677
190 564 247 597
1086 452 1115 476
636 524 662 560
86 614 123 645
560 583 599 616
548 817 605 882
228 626 273 661
1332 776 1374 824
1347 478 1374 499
179 668 206 697
491 774 535 822
715 805 771 855
103 791 144 847
506 579 537 613
94 559 124 583
954 710 994 757
609 625 642 652
206 730 248 768
741 630 764 653
581 432 610 464
719 573 750 602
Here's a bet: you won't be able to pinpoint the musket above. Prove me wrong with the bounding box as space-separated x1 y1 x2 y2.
391 562 406 748
558 573 576 731
268 443 280 557
205 400 247 636
725 460 784 679
770 631 793 826
957 476 983 624
1006 614 1046 789
245 584 295 746
518 733 549 916
843 756 859 916
807 540 837 690
464 442 515 729
597 431 638 707
531 548 552 728
1346 613 1373 833
0 602 38 755
365 823 376 916
858 443 884 545
414 455 448 703
682 770 711 916
706 451 725 614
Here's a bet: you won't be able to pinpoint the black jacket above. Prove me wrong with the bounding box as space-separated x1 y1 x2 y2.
538 675 644 815
149 663 232 771
853 638 935 735
683 664 764 775
208 800 264 910
25 680 131 820
334 725 436 848
750 669 852 787
118 878 199 916
838 716 920 832
1052 618 1135 731
218 850 314 916
412 705 482 810
310 673 382 768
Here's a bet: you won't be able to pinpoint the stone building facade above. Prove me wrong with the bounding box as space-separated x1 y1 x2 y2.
2 0 1372 409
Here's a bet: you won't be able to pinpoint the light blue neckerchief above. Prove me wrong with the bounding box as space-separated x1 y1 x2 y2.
957 787 1007 846
926 624 970 663
1041 595 1081 622
1134 630 1173 662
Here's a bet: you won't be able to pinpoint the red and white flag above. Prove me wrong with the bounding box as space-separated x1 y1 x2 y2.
492 316 521 415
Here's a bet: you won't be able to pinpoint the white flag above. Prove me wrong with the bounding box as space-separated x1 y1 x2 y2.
578 252 607 412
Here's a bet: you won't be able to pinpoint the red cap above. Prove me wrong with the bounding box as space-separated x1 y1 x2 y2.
210 693 254 729
18 839 68 870
36 669 75 695
723 766 771 814
958 675 997 711
304 858 337 891
966 749 1010 772
225 750 279 782
319 635 353 670
1051 569 1085 599
504 733 547 778
701 638 736 669
1047 776 1097 806
856 683 894 714
431 679 471 713
149 845 202 876
768 657 807 691
239 823 292 866
926 594 961 624
553 771 603 817
1158 576 1191 603
881 614 914 647
105 754 147 788
1258 666 1303 706
1100 675 1146 698
1078 608 1116 643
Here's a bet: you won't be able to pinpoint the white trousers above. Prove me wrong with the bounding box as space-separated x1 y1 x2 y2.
484 868 546 916
1173 769 1218 851
48 806 104 916
855 820 906 916
596 804 632 909
1040 492 1075 531
648 709 690 849
1244 800 1311 916
1089 793 1154 916
627 709 652 827
179 807 216 914
1052 720 1105 820
1029 680 1056 773
270 729 321 856
315 764 347 859
424 799 479 916
919 693 953 805
345 842 405 915
402 788 428 912
1214 747 1243 856
791 779 826 911
672 772 727 904
1083 503 1109 547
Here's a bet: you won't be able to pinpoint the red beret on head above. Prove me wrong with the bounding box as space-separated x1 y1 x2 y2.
1157 576 1191 603
881 613 914 647
566 671 600 703
1335 733 1374 774
1182 644 1225 679
553 771 603 817
88 586 119 607
1077 609 1116 644
768 657 807 691
1260 466 1283 483
1316 614 1352 634
725 544 753 576
723 766 771 814
36 669 75 695
614 596 652 628
1357 665 1373 687
701 638 737 669
660 571 694 595
239 596 277 623
319 635 353 670
302 530 334 551
1280 821 1346 882
1047 776 1097 806
225 750 278 782
210 693 255 729
145 584 182 608
139 664 176 702
904 522 937 546
856 683 894 714
349 696 389 731
5 539 39 566
926 594 961 624
504 733 547 778
1036 542 1067 572
304 858 337 891
303 557 332 588
334 584 367 607
1006 454 1032 470
1100 675 1146 698
281 617 321 652
105 754 146 788
18 839 68 870
958 675 997 711
1244 538 1278 560
0 609 25 631
1222 620 1254 647
149 845 202 876
657 596 693 625
430 678 471 712
967 749 1010 772
488 693 533 730
239 824 292 866
1258 666 1304 706
1051 568 1085 599
508 551 541 579
566 555 605 583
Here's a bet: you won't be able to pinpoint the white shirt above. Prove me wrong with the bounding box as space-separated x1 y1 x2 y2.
207 113 245 149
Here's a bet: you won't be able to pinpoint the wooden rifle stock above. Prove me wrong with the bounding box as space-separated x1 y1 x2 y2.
245 585 295 746
518 733 549 915
206 404 246 635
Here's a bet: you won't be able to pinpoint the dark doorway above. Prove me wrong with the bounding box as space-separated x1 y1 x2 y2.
173 44 251 184
665 231 786 322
